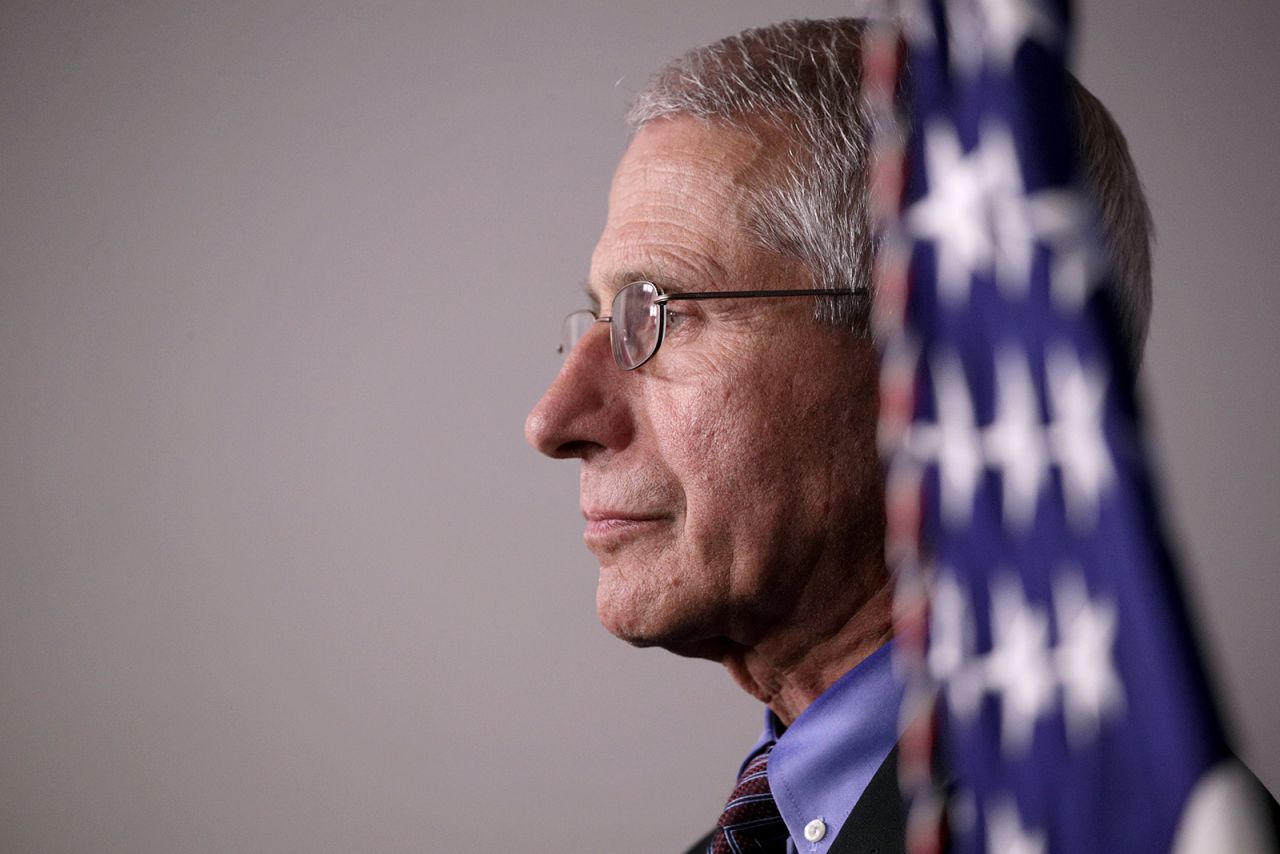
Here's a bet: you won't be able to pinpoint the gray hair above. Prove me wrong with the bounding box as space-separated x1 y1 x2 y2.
627 17 1154 359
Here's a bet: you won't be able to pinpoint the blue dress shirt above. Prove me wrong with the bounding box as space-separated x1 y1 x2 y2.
740 642 904 853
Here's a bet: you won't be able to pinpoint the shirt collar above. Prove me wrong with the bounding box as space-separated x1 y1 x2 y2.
745 642 903 852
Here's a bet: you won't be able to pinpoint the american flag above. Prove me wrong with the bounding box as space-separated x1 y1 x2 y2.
864 1 1277 851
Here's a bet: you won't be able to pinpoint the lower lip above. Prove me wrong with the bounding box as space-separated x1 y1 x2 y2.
583 517 666 545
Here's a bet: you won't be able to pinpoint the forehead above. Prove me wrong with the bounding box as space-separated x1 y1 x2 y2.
587 116 776 302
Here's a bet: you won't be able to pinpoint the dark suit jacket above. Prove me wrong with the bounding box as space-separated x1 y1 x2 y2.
682 746 907 854
683 748 1280 854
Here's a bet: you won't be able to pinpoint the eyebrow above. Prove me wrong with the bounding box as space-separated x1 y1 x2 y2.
583 269 692 310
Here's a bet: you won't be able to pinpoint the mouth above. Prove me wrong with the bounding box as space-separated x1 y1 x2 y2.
581 510 669 549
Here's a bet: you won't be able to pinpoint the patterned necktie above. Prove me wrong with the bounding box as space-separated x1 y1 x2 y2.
708 743 791 853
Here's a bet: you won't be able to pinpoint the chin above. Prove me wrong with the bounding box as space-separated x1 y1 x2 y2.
595 570 729 660
595 583 668 647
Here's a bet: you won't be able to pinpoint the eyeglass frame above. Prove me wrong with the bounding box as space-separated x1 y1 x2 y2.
559 280 870 371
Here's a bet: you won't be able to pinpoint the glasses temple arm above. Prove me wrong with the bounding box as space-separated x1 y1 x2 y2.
656 288 868 304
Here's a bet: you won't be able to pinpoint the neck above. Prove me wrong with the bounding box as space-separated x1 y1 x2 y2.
719 582 895 726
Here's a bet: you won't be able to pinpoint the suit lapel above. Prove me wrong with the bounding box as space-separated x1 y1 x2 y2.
828 745 907 854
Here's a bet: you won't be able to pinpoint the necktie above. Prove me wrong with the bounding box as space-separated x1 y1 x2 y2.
708 743 791 853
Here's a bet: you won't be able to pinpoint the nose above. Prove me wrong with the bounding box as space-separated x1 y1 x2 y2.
524 324 633 460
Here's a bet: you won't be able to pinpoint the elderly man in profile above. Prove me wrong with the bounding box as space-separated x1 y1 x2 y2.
525 18 1150 854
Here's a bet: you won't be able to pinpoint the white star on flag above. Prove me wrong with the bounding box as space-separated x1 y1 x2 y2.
978 124 1086 300
929 567 984 721
910 351 985 527
985 799 1046 854
1048 238 1094 310
986 574 1056 755
1053 568 1125 746
1046 345 1115 529
978 125 1036 296
974 0 1059 69
983 346 1050 530
1024 190 1104 310
943 0 1059 78
908 122 993 304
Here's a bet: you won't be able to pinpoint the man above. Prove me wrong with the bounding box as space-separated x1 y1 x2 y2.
525 18 1151 854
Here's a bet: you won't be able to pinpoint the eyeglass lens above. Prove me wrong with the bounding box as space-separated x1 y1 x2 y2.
559 281 663 370
559 310 597 355
611 281 662 370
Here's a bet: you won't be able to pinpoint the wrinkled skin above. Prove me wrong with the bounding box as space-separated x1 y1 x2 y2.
525 116 891 722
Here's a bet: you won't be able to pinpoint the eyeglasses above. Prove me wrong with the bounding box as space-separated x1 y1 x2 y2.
558 280 869 371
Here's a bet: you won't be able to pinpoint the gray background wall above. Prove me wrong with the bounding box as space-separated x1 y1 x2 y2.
1 2 1276 851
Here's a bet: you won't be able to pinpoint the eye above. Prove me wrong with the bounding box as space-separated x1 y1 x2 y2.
660 306 706 352
665 308 693 335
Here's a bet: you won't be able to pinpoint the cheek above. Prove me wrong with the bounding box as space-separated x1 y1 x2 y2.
665 346 880 522
655 366 807 515
658 386 735 495
642 325 880 505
